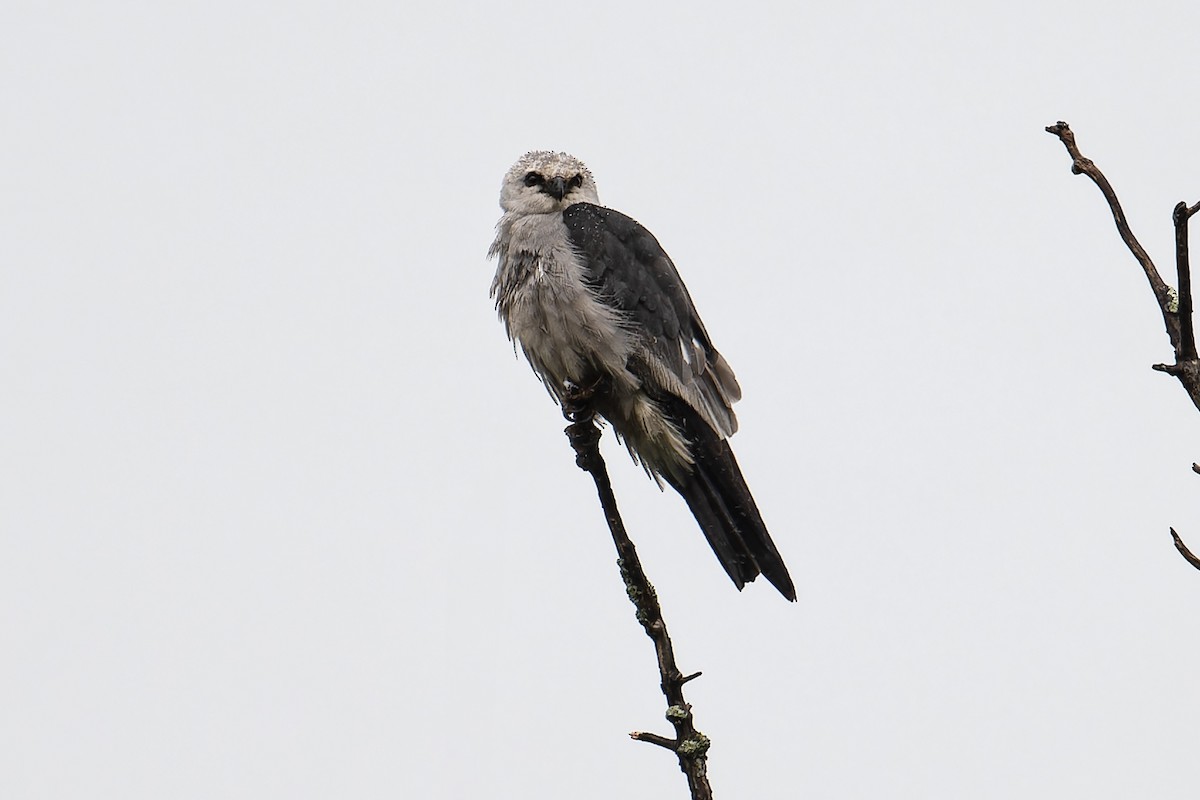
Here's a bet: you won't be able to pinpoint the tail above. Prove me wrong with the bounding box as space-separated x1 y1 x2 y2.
660 398 797 602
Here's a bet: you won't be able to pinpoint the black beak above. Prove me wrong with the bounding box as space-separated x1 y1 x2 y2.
544 176 568 200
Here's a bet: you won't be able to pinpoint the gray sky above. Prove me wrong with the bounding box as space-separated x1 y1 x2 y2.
5 1 1200 797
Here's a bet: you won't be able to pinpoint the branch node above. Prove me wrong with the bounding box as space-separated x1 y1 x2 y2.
678 734 712 757
1167 285 1180 313
666 704 691 721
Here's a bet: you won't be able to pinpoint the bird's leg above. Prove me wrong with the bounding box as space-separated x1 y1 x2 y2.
562 376 608 471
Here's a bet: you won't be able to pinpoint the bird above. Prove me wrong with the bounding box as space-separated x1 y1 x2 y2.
488 151 796 601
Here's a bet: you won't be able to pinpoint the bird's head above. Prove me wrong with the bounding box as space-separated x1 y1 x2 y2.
498 151 600 214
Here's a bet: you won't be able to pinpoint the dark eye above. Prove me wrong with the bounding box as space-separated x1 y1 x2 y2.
569 173 584 188
523 171 544 187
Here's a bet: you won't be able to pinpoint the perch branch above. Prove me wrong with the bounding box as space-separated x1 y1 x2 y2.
562 382 714 800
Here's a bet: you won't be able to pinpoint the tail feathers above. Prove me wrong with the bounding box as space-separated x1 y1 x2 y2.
666 467 752 590
661 399 797 602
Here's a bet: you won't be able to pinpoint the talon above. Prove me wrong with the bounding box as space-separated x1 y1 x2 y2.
561 376 609 422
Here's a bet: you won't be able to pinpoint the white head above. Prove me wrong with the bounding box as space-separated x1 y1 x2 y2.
498 151 600 215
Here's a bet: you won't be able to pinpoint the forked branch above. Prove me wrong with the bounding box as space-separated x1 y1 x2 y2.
1046 121 1200 571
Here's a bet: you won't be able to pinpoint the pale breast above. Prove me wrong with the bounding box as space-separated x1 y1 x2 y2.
493 213 636 394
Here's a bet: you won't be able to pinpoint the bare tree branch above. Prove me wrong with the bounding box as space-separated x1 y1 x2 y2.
562 382 714 800
1044 121 1183 353
1174 201 1198 361
1170 528 1200 571
1046 121 1200 569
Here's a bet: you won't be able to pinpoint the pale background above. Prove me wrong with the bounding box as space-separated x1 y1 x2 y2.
4 2 1200 798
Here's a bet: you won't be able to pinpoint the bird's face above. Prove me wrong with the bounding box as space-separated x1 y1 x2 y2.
499 151 600 214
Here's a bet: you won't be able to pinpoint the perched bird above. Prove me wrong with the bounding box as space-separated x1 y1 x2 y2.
488 151 795 601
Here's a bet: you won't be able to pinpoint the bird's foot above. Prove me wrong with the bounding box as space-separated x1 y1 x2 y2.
560 376 607 423
561 377 608 471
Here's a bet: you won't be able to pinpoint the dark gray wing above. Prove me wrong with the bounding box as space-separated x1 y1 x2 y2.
562 202 741 437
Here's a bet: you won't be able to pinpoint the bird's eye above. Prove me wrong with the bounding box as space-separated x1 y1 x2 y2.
569 173 584 189
523 172 544 187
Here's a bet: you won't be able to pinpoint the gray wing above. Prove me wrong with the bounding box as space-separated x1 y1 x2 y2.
561 202 742 437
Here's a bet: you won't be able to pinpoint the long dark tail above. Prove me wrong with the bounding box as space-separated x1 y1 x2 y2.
660 398 797 602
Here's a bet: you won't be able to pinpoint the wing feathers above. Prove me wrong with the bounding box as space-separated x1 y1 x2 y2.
559 202 794 601
562 203 738 438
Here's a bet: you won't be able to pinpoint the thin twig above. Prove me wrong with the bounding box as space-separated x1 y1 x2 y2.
630 731 679 751
1170 528 1200 571
562 383 714 800
1044 122 1180 349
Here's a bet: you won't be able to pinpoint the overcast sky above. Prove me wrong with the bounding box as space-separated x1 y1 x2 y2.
5 1 1200 798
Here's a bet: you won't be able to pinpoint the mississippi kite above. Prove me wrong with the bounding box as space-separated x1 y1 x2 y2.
489 151 795 601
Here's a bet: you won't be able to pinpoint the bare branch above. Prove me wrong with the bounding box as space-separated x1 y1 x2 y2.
1041 122 1180 357
630 731 680 751
1045 121 1180 348
1176 201 1199 361
1047 121 1200 571
562 383 714 800
1170 528 1200 571
1046 121 1200 411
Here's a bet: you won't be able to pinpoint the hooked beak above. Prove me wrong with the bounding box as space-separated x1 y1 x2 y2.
544 176 568 201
